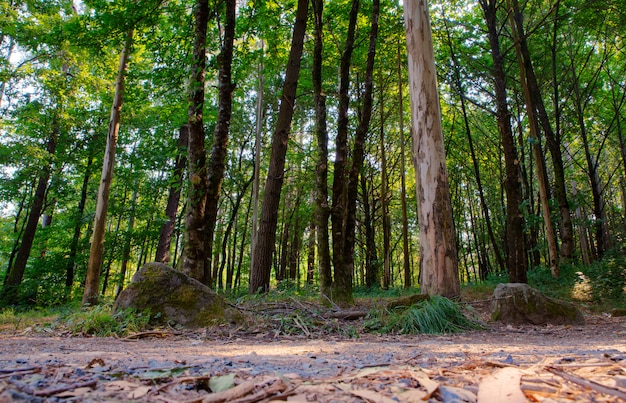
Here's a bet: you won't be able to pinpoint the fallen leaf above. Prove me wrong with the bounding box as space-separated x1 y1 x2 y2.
477 367 526 403
128 385 151 398
209 373 236 393
55 386 92 398
349 388 398 403
408 369 439 398
397 388 428 402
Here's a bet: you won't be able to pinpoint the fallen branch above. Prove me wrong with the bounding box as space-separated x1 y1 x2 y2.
33 378 98 397
546 366 626 400
0 367 41 379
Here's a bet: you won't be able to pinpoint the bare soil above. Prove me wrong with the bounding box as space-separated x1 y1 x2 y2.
1 305 625 402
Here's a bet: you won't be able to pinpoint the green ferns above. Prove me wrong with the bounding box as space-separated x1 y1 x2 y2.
365 296 484 334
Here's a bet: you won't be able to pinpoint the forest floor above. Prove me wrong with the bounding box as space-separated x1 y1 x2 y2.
0 299 625 402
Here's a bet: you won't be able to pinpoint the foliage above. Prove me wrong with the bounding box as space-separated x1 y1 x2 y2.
579 250 626 305
63 304 151 337
364 295 484 335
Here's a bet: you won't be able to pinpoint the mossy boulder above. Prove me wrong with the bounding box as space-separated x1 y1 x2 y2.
491 283 585 325
114 262 243 328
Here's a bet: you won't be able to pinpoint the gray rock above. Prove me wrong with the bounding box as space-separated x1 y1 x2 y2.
491 283 585 325
114 262 242 328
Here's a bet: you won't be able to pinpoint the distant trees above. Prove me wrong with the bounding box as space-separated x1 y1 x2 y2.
2 0 626 307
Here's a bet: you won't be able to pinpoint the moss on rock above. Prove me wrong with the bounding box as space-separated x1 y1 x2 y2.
114 262 243 328
490 283 585 325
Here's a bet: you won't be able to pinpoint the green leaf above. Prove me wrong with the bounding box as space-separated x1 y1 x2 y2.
209 373 236 393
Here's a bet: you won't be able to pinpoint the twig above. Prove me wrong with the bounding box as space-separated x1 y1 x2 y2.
292 315 311 337
0 366 41 374
0 367 41 379
289 297 319 317
124 330 182 340
201 381 256 403
546 366 626 400
33 378 98 397
230 378 287 403
322 294 341 310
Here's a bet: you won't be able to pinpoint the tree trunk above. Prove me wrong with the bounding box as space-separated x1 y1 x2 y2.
312 0 332 302
182 0 210 283
379 77 391 289
155 125 188 264
547 0 575 260
83 29 133 306
404 0 460 298
2 119 59 302
330 0 359 305
65 146 94 299
306 216 315 285
397 40 412 289
115 186 138 298
250 41 264 283
204 0 236 285
480 0 528 283
249 0 309 294
361 173 379 288
506 2 560 277
334 0 379 305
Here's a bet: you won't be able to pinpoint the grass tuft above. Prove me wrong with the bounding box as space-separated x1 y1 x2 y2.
364 295 484 335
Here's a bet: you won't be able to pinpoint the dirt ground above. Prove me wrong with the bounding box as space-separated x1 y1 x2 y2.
1 308 625 402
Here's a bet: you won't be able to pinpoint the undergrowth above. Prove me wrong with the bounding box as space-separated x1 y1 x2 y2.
62 305 151 337
364 295 484 335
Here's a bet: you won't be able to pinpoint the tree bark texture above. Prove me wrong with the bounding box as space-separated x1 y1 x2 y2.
183 0 210 283
155 125 188 264
249 0 309 294
330 0 359 304
404 0 460 298
481 0 528 283
334 0 379 306
204 0 236 286
312 0 332 302
83 29 134 306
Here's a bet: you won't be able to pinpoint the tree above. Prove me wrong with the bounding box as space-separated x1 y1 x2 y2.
480 0 528 283
312 0 332 302
155 125 188 264
249 0 309 294
83 29 134 306
204 0 236 286
182 0 210 284
2 118 59 303
404 0 460 298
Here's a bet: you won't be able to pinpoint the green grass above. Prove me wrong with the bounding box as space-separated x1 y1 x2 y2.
364 295 484 334
62 304 152 337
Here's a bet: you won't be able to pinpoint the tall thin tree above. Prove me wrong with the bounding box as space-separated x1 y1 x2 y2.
249 0 309 294
312 0 332 302
404 0 460 298
83 29 134 306
204 0 236 286
182 0 210 283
